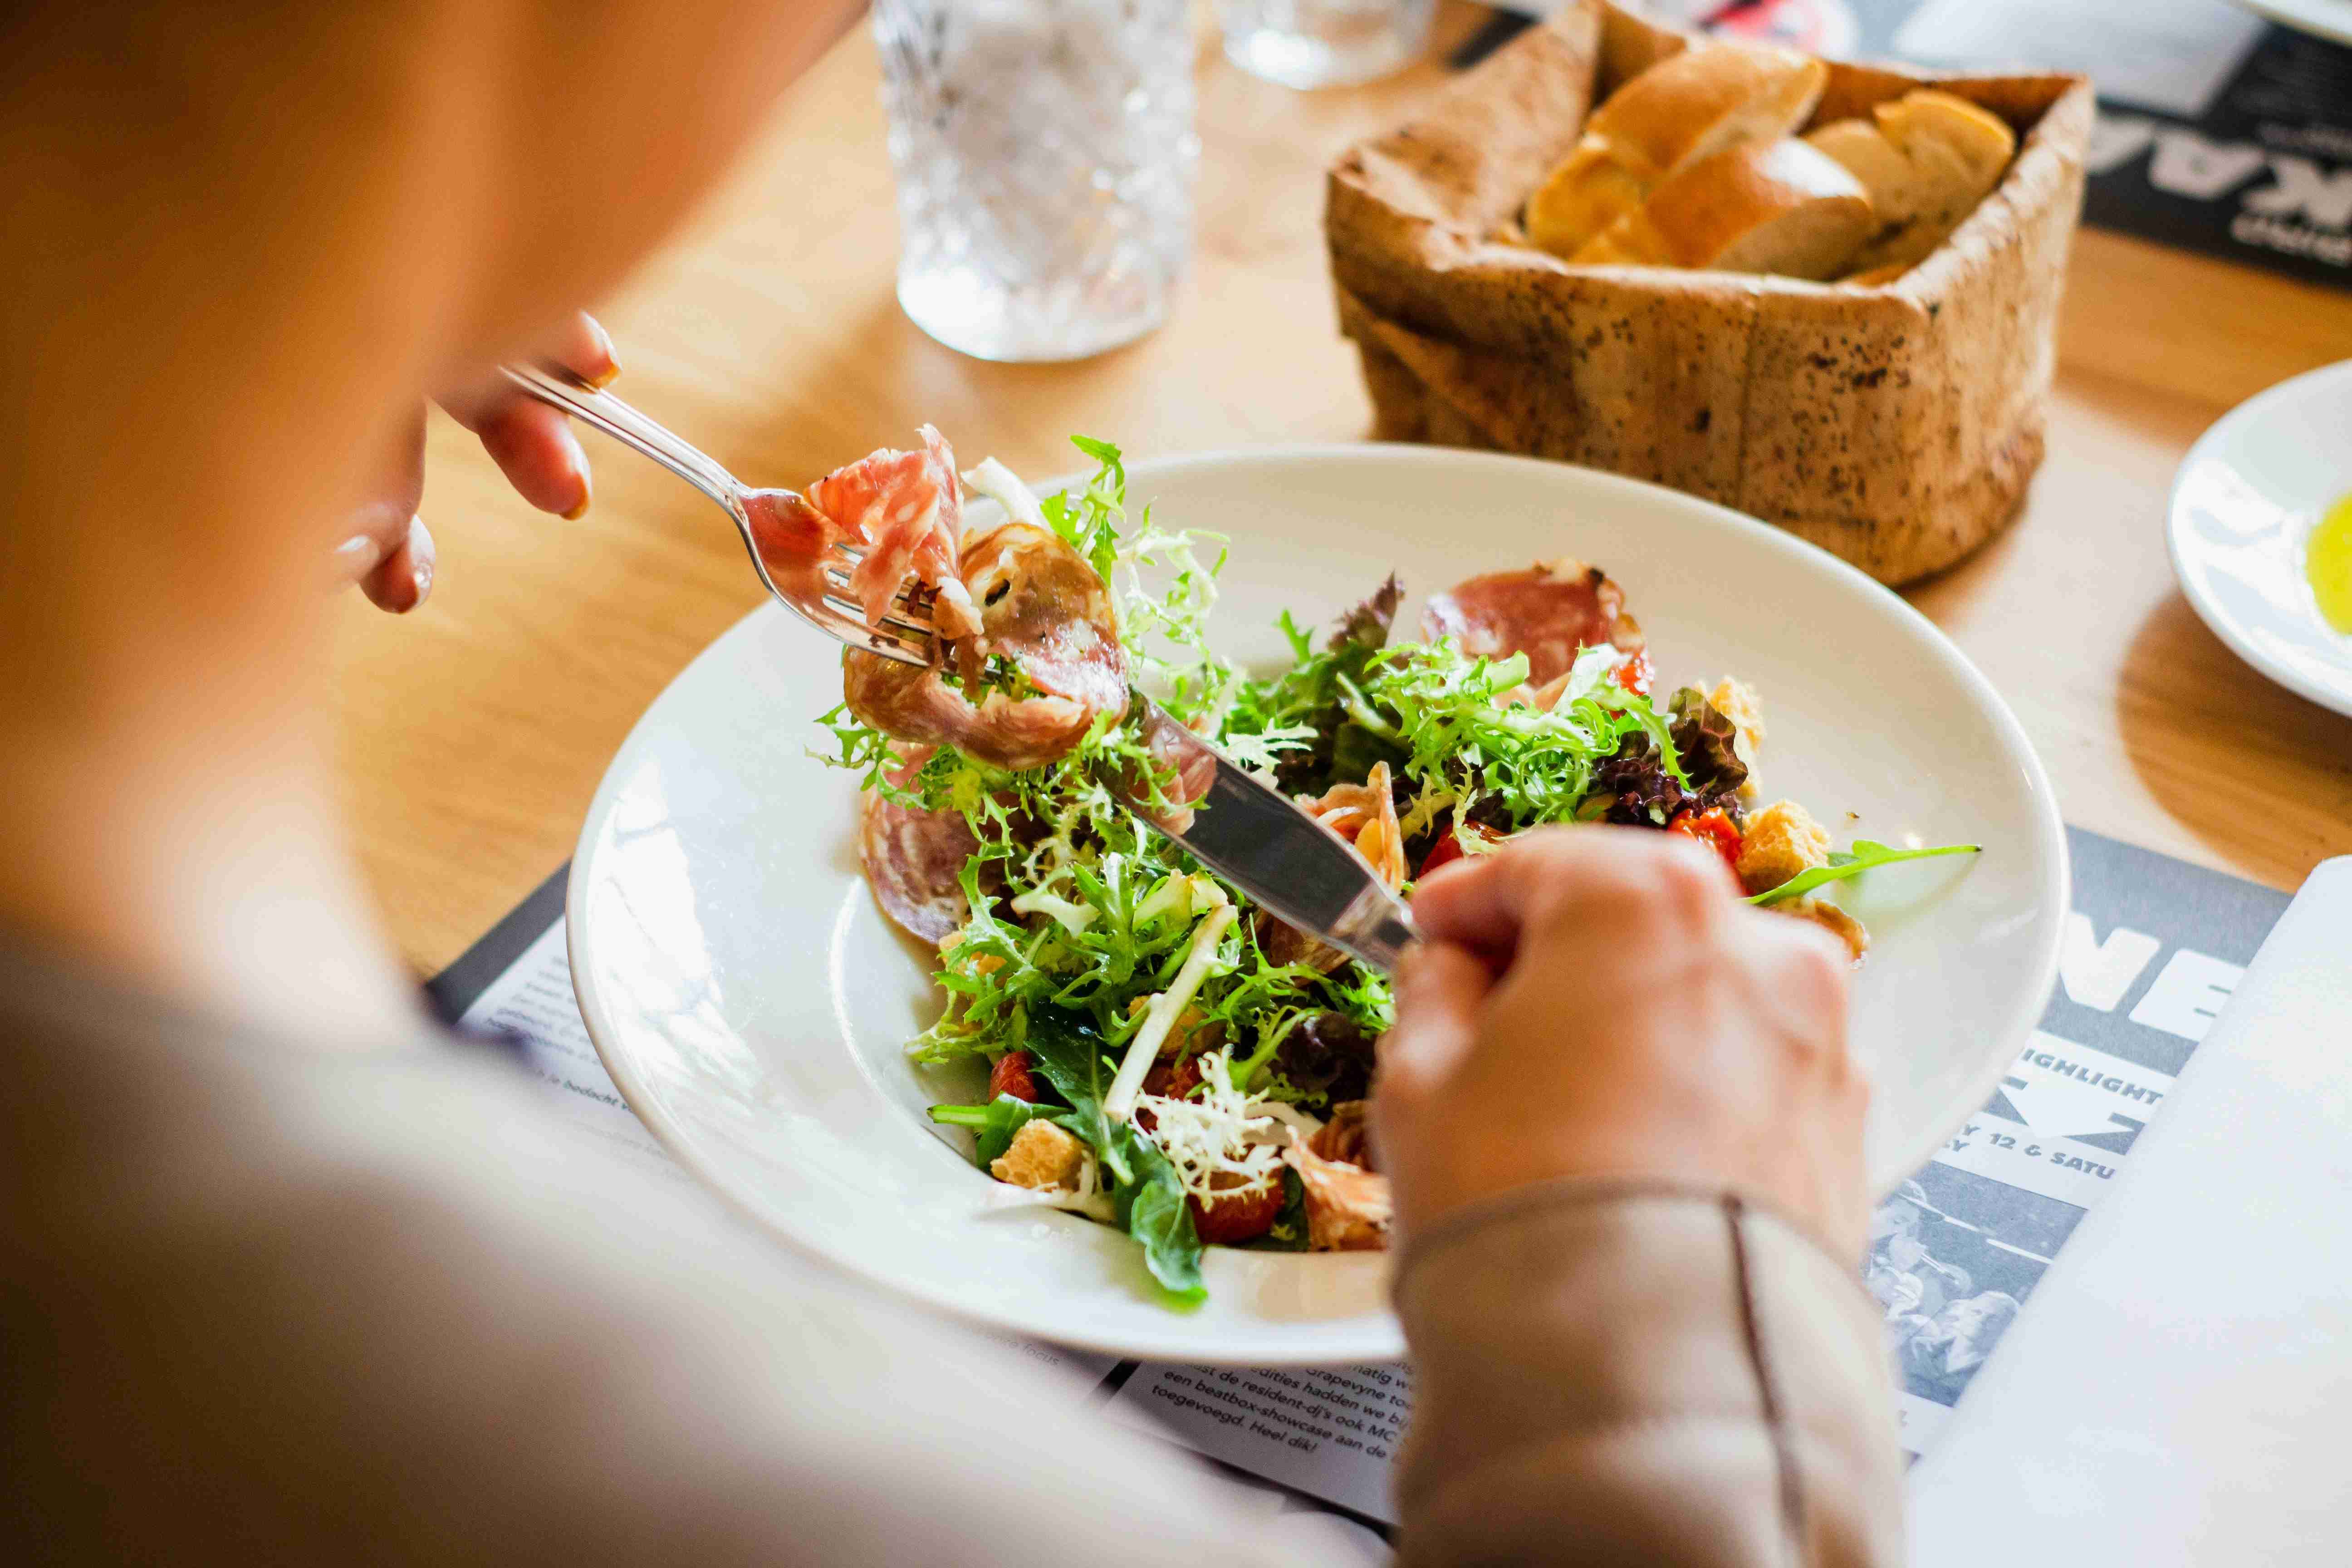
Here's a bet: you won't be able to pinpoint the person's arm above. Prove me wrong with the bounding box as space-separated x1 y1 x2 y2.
1378 828 1906 1565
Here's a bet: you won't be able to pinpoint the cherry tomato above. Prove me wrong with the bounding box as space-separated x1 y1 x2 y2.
1613 648 1654 698
988 1050 1039 1103
1189 1175 1284 1245
1667 806 1743 873
1418 822 1469 876
1141 1055 1202 1101
1133 1054 1204 1135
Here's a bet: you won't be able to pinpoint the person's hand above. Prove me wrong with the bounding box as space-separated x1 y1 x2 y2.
333 312 620 612
1378 826 1869 1257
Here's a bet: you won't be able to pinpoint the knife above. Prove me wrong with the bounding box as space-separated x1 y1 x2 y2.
1123 698 1420 974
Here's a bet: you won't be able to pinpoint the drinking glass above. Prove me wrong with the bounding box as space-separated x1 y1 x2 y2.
1218 0 1434 90
873 0 1197 363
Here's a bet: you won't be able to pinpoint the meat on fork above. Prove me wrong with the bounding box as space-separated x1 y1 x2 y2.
843 520 1128 772
743 425 980 641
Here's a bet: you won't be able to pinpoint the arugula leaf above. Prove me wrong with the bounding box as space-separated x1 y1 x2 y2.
1024 1008 1207 1302
1021 1009 1123 1171
927 1094 1057 1170
1748 840 1981 906
1114 1143 1207 1299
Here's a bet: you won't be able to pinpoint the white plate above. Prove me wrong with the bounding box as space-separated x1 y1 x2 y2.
2230 0 2352 46
2169 359 2352 720
569 445 2067 1365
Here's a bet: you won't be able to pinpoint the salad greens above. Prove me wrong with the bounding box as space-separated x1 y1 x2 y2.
1746 839 1982 906
823 435 1977 1302
1023 1006 1206 1301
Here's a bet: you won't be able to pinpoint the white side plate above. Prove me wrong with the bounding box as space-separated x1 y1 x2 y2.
2169 359 2352 720
2230 0 2352 46
569 445 2067 1365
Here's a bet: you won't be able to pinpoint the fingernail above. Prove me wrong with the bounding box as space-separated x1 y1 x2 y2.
583 318 620 387
405 516 435 610
335 533 385 579
561 467 592 521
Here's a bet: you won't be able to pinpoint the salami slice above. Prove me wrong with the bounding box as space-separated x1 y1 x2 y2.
1258 764 1406 971
742 426 980 642
844 520 1128 772
1421 558 1643 687
858 786 979 944
1283 1139 1392 1252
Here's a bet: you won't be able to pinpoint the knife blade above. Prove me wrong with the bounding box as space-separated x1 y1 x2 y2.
1121 698 1419 974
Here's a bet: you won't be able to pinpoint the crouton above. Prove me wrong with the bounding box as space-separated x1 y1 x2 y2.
990 1120 1087 1191
1736 798 1833 895
1708 677 1766 794
1776 898 1870 964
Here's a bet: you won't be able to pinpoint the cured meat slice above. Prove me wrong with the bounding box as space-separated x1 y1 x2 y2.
1257 763 1406 971
954 521 1126 717
1300 762 1406 889
843 521 1128 772
857 748 980 943
743 426 980 641
1127 701 1221 833
859 791 978 943
1308 1100 1376 1171
1283 1138 1392 1252
1421 558 1643 687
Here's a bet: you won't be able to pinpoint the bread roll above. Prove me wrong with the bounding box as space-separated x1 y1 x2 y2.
1569 137 1874 279
1807 88 2017 275
1524 43 1828 259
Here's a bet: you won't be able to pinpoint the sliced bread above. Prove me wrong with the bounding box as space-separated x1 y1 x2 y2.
1524 42 1828 259
1569 137 1875 279
1807 88 2017 275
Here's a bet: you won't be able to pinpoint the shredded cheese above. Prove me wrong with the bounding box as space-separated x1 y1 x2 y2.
1131 1049 1322 1203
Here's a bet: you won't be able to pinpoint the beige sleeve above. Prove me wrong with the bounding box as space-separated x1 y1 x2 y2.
1392 1181 1906 1567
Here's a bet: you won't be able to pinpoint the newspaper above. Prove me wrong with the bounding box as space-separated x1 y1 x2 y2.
1469 0 2352 290
443 826 2290 1528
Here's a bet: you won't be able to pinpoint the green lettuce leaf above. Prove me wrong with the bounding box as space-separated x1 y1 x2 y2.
1748 840 1981 906
1023 1008 1207 1303
1115 1149 1206 1298
1039 436 1125 584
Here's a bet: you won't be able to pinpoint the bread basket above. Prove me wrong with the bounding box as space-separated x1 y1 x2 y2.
1324 1 2094 585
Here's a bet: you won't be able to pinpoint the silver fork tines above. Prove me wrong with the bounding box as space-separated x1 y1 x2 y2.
497 362 937 667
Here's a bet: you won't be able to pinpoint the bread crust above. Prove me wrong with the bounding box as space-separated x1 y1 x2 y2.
1323 0 2092 586
1573 137 1873 278
1525 41 1827 257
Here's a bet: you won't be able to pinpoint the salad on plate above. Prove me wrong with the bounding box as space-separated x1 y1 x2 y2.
800 431 1975 1303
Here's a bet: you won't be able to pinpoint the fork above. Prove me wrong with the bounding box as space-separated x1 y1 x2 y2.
499 363 935 666
508 362 1419 972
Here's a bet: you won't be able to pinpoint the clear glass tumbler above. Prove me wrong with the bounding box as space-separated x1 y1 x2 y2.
874 0 1197 363
1218 0 1434 90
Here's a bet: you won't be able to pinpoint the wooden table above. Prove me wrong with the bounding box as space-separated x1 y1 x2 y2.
333 4 2352 977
